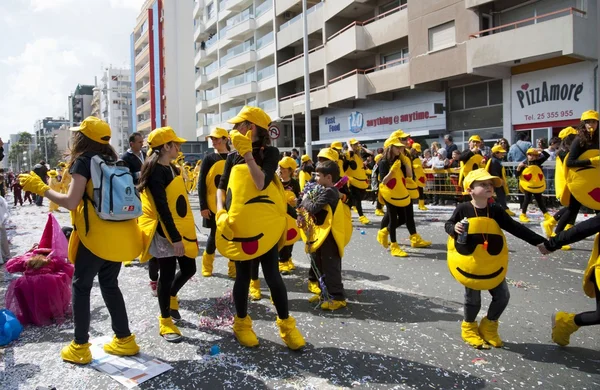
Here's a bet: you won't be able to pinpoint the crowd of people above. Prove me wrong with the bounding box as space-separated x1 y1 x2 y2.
3 106 600 366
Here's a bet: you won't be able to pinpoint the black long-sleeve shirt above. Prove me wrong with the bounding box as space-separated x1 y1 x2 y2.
515 151 550 178
147 163 181 242
445 202 545 245
282 178 300 198
487 156 503 178
120 150 145 185
566 132 600 168
545 213 600 251
218 143 279 192
198 152 228 211
459 149 483 163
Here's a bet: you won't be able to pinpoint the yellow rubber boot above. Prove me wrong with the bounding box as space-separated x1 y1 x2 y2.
377 228 389 248
540 218 557 238
543 212 553 221
359 215 371 225
461 321 490 349
552 312 579 346
390 242 408 257
249 279 261 301
228 260 236 278
519 213 530 223
321 299 347 311
504 208 515 216
61 341 92 365
287 258 296 270
277 316 306 350
478 317 503 347
201 251 215 277
410 233 431 248
159 316 183 342
279 260 291 275
375 208 385 216
308 280 321 295
103 334 140 356
170 296 181 320
233 315 259 347
418 199 428 211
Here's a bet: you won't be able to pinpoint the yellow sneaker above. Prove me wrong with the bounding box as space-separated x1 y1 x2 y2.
551 312 579 346
103 334 140 356
308 280 321 295
543 212 553 221
377 228 389 248
233 315 259 347
201 251 215 277
352 206 358 213
228 260 236 279
359 215 371 225
418 199 428 211
478 317 503 348
519 213 530 223
410 233 431 248
277 316 306 350
287 258 296 270
123 260 133 267
61 341 92 365
279 261 291 275
170 296 181 320
461 321 490 349
504 208 515 216
375 208 385 216
308 294 321 303
159 316 182 343
540 218 557 238
390 242 408 257
321 299 347 311
249 279 261 301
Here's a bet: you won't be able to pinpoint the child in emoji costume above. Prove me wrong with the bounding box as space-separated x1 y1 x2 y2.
276 156 301 275
300 160 349 310
372 153 386 215
445 169 545 349
138 127 198 343
19 116 141 364
515 148 551 222
329 141 347 181
198 127 236 278
345 139 371 225
57 162 71 194
459 135 485 188
298 154 314 191
542 211 600 346
410 144 428 211
215 106 305 350
485 145 514 215
47 170 61 212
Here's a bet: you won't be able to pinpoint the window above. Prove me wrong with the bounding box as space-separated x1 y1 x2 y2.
449 80 503 112
464 83 487 109
449 88 464 111
488 79 502 105
428 21 455 52
379 0 407 14
381 48 409 68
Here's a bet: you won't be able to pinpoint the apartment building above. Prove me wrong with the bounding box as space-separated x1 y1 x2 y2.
194 0 277 142
98 67 133 154
274 0 598 153
68 84 94 127
130 0 195 140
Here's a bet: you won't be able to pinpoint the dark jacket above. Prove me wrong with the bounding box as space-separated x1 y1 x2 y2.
120 149 145 184
33 163 48 183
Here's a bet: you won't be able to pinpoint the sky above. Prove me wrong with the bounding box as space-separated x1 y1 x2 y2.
0 0 147 142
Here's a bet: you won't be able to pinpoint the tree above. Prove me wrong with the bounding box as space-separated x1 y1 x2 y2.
8 132 34 172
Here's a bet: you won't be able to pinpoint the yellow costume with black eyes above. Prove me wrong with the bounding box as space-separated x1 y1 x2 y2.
566 149 600 210
519 165 546 194
299 170 311 191
412 157 426 188
138 174 199 261
484 159 509 194
379 158 411 207
582 234 600 298
405 177 419 200
555 154 570 206
216 165 287 261
300 200 349 258
205 160 226 214
459 154 485 187
447 216 509 290
346 152 369 189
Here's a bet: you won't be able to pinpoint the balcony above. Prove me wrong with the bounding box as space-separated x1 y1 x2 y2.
276 0 301 17
195 48 215 67
467 8 593 72
197 125 210 138
205 34 219 56
136 100 151 115
194 20 206 42
226 16 256 42
135 82 150 99
227 49 256 70
226 81 257 100
326 4 408 64
196 96 210 113
255 1 273 27
226 0 252 12
279 86 327 117
193 0 205 19
278 45 324 85
134 44 150 66
138 118 151 133
134 29 149 50
256 32 274 60
221 105 245 122
277 2 323 49
195 73 207 90
135 63 150 80
204 10 217 30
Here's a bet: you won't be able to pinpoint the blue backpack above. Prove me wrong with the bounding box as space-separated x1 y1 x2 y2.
83 155 142 229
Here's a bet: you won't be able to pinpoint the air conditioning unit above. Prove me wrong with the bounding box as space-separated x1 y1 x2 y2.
162 114 167 120
283 11 293 19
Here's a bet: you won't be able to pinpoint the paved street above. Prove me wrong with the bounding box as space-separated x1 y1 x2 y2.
1 200 599 389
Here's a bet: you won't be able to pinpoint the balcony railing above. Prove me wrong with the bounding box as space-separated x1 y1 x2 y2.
206 88 220 100
204 60 219 75
222 105 245 121
328 4 407 42
222 72 255 91
279 2 323 31
256 32 274 49
257 64 274 81
469 7 585 38
205 33 218 49
258 98 276 112
206 114 220 125
278 44 324 67
279 85 326 102
226 6 252 27
136 63 150 76
255 0 271 17
227 39 254 57
327 57 409 84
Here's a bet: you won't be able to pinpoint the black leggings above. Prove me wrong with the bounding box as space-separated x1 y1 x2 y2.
206 225 217 255
148 257 159 282
495 186 508 210
418 187 425 201
279 244 293 263
234 245 289 319
555 197 580 234
157 256 197 318
521 191 547 214
349 186 365 216
381 201 416 242
574 275 600 326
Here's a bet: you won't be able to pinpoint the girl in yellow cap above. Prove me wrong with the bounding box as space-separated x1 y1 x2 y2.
276 156 300 274
516 148 551 222
137 126 198 343
346 139 372 225
298 154 314 191
215 106 305 350
198 128 235 278
19 116 141 364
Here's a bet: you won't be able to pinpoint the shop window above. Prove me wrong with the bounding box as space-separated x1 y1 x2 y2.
488 79 502 105
449 88 464 111
428 21 455 52
464 83 487 109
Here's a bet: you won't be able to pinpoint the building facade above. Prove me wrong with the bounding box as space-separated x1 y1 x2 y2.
130 0 196 141
193 0 277 145
33 116 71 160
98 67 133 154
68 84 94 127
272 0 598 154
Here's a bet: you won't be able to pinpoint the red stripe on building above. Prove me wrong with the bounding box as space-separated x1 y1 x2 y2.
158 0 165 126
148 8 156 130
513 119 579 130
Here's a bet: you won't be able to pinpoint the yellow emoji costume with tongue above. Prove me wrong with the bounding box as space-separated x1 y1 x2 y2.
459 135 485 187
379 138 411 207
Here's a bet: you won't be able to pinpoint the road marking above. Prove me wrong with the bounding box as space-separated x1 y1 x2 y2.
559 268 584 275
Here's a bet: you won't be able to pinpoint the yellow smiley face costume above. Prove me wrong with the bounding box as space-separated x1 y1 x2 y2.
447 216 509 290
555 154 571 206
484 159 509 194
412 157 427 188
216 165 287 261
519 165 546 193
379 158 411 207
566 149 600 210
582 234 600 298
205 159 226 214
300 200 349 257
346 139 369 189
458 154 485 187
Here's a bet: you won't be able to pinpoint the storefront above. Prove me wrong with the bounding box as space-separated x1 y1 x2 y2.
510 61 596 144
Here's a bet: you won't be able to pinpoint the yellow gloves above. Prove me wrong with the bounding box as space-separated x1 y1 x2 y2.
590 156 600 165
230 130 253 156
19 171 50 196
216 209 234 240
286 192 297 207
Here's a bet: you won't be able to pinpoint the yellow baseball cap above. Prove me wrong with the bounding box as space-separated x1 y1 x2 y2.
227 105 272 130
148 126 187 151
374 154 383 163
48 170 58 177
558 126 577 139
317 148 339 162
491 145 506 154
348 138 360 145
526 148 540 155
384 137 404 148
411 143 421 153
391 129 410 139
205 127 229 140
463 168 502 189
469 135 482 143
70 116 111 145
301 154 311 163
581 110 599 121
330 141 343 150
279 156 298 170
